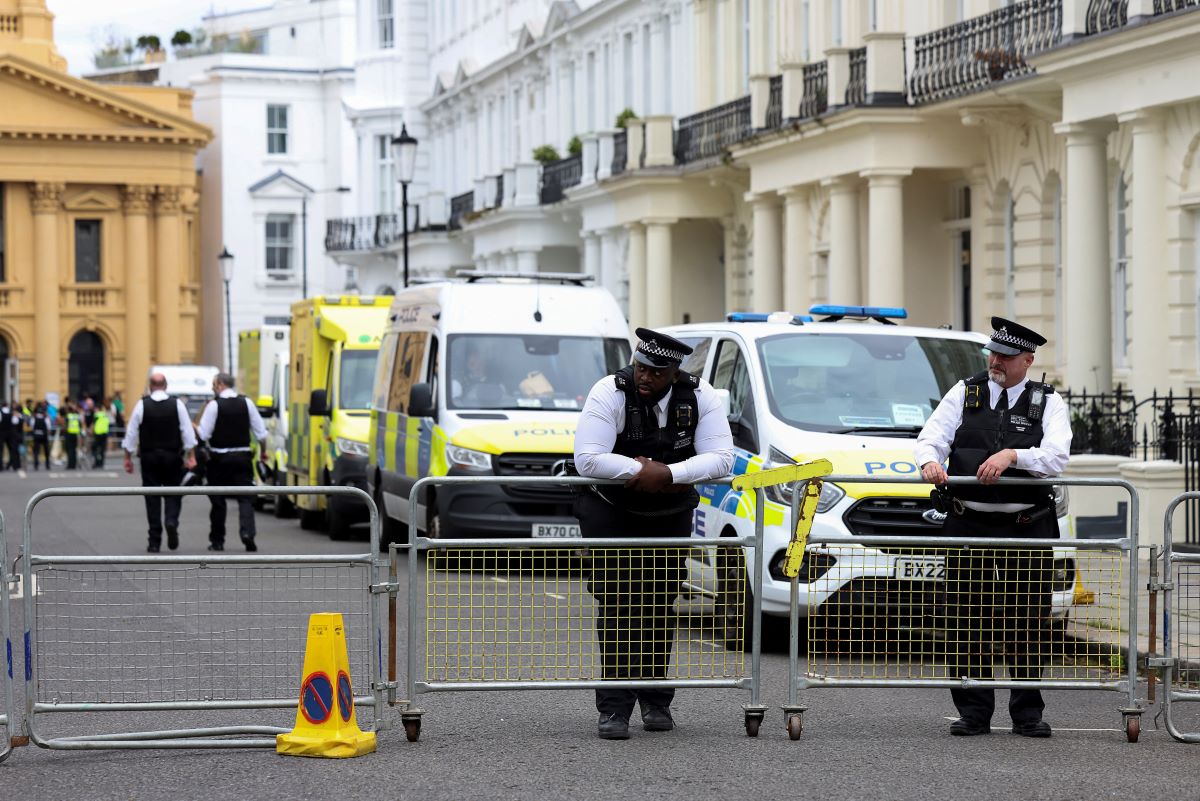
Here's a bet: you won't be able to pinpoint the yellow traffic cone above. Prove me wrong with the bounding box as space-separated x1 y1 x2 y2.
277 613 377 758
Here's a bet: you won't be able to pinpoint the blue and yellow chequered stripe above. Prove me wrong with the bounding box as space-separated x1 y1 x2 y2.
288 400 312 473
373 411 437 478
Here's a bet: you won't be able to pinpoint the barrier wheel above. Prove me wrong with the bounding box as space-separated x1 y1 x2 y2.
786 714 803 741
745 712 762 738
1125 715 1140 743
403 718 422 742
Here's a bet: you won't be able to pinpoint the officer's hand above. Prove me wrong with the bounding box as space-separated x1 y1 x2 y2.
920 461 947 485
625 457 674 492
976 449 1016 485
123 454 134 475
184 453 197 470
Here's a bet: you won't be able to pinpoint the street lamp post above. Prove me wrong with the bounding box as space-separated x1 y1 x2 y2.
219 246 234 371
391 124 418 288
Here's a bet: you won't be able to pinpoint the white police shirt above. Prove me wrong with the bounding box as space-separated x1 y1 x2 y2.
121 390 198 454
197 389 269 453
914 376 1072 512
574 374 735 485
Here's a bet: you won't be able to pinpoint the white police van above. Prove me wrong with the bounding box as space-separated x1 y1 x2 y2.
664 306 1076 642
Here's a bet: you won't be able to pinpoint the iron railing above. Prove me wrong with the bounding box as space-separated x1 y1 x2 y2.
495 174 504 208
612 128 628 175
539 154 582 204
324 214 399 252
1061 387 1137 457
448 191 474 231
1154 0 1199 13
674 95 751 164
765 74 783 128
845 47 867 106
1087 0 1128 31
909 0 1062 105
798 60 829 120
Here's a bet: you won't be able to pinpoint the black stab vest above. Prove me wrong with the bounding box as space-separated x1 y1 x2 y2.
140 396 183 452
598 366 702 516
209 396 250 449
947 372 1053 505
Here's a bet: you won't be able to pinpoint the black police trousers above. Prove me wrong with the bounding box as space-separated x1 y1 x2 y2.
943 511 1056 725
575 491 691 719
206 451 256 547
140 448 183 548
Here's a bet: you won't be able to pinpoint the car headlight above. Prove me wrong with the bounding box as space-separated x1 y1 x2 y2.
1053 485 1069 518
764 479 845 513
334 437 370 457
446 444 493 473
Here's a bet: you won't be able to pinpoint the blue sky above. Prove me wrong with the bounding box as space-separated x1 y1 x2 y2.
47 0 266 75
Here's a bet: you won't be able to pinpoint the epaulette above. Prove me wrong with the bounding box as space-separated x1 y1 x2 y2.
676 371 700 389
614 371 630 390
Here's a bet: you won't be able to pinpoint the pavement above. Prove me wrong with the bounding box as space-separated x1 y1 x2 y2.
2 468 1200 800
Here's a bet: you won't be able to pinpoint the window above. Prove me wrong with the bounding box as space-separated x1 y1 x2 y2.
265 214 295 280
267 104 289 154
712 340 751 418
641 25 651 114
1114 175 1130 366
377 0 394 48
801 0 810 61
340 349 380 410
586 51 596 132
831 0 843 46
376 134 395 214
677 337 712 376
74 219 101 283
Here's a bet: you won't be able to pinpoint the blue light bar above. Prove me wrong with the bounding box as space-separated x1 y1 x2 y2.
725 312 812 325
726 312 771 322
808 304 908 321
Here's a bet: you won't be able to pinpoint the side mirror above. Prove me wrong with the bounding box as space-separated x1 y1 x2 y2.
256 394 276 419
309 389 330 417
408 382 436 418
713 388 732 419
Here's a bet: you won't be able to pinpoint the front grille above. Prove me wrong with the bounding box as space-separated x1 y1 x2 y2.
843 496 946 554
494 453 572 500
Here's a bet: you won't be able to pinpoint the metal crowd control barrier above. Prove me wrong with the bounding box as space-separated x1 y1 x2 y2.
1 510 13 764
393 475 766 741
17 485 388 752
774 475 1144 742
1160 491 1200 743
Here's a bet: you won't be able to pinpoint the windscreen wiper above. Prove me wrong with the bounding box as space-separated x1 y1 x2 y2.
831 425 924 436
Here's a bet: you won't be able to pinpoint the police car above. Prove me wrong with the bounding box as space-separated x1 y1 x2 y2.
664 306 1076 643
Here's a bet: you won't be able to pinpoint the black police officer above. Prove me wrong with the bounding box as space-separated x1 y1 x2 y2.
916 317 1071 738
574 328 734 740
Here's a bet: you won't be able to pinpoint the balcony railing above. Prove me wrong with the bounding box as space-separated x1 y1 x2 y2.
539 154 582 204
324 214 400 252
909 0 1062 105
1086 0 1127 32
1155 0 1199 12
612 129 628 176
495 174 504 207
798 60 829 120
845 47 868 105
674 95 751 164
448 191 474 230
764 75 783 128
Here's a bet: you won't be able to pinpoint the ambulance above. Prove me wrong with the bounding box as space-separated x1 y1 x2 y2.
663 306 1077 641
286 296 390 539
237 325 289 509
367 273 631 542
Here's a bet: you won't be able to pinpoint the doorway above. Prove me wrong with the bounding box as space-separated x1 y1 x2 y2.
68 331 105 402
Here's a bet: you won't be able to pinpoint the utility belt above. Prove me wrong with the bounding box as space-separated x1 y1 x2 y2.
930 486 1055 526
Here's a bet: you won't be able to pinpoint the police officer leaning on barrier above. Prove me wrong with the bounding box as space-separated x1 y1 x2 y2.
197 372 268 552
122 373 198 553
573 328 734 741
915 317 1072 738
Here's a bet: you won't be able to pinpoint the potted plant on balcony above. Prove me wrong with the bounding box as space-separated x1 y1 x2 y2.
136 34 165 63
973 48 1023 81
532 144 560 164
614 108 637 129
567 136 582 157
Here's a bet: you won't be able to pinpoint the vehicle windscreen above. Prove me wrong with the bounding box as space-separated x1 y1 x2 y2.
757 333 986 434
447 335 631 411
339 349 379 410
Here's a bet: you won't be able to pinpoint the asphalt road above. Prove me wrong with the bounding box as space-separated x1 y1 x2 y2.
2 468 1199 801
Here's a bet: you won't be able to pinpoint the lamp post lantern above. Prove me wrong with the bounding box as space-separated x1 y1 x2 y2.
391 123 418 288
218 246 234 371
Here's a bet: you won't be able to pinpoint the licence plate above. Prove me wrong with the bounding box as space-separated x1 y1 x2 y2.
531 523 580 539
894 556 945 581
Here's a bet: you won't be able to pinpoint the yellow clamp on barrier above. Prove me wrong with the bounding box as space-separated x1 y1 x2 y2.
277 613 377 758
732 459 833 580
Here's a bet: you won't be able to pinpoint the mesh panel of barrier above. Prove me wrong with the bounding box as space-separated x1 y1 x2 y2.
1173 559 1200 690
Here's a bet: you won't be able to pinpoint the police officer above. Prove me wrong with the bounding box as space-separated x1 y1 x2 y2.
915 317 1071 738
29 403 50 470
64 401 82 470
123 373 198 552
574 328 734 740
91 401 111 468
197 373 268 552
0 399 20 470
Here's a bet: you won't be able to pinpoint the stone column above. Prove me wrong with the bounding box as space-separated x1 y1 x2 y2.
122 186 154 396
1057 122 1113 391
626 223 647 329
694 0 714 109
599 229 625 310
1123 109 1168 398
582 231 601 283
722 215 740 312
824 176 861 304
967 167 989 332
862 168 910 307
645 219 676 325
154 187 183 365
748 192 783 312
650 14 669 115
781 187 811 315
31 182 63 398
748 0 770 128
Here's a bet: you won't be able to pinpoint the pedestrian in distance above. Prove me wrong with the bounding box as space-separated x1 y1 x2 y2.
915 317 1072 738
63 400 82 470
0 399 21 470
29 402 50 470
197 372 269 552
122 373 198 553
91 400 111 468
573 328 734 740
111 391 125 429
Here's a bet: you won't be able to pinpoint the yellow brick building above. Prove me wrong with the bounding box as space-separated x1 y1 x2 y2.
0 0 211 404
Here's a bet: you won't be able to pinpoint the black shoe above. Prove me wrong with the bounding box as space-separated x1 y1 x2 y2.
950 718 991 736
146 544 160 553
598 714 630 740
207 543 224 551
1012 719 1052 738
640 705 674 732
241 536 257 552
166 526 179 551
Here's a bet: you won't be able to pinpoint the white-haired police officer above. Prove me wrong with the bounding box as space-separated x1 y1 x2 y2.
915 317 1072 738
574 328 734 740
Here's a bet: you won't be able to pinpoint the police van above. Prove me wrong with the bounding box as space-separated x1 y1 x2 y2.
663 306 1077 640
367 272 631 542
